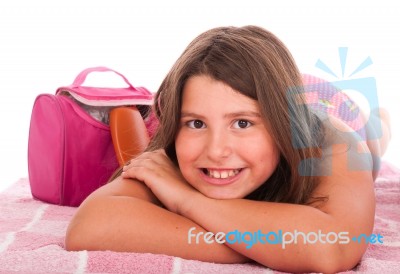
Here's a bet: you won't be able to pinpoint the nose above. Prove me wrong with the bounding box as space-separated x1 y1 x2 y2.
205 128 233 161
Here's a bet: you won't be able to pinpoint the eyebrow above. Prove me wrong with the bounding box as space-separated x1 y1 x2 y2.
180 111 262 119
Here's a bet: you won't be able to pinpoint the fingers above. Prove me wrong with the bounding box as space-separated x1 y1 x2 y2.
124 150 165 169
121 149 172 181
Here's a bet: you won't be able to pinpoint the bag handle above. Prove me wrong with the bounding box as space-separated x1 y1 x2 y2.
72 66 137 90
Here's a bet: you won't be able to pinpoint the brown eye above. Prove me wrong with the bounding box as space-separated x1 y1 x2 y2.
233 120 252 129
187 120 205 129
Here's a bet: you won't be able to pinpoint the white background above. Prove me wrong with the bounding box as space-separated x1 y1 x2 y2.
0 0 399 192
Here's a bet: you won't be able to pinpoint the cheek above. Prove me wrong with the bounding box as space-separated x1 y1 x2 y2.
175 131 201 166
247 131 278 154
247 135 280 170
175 132 205 185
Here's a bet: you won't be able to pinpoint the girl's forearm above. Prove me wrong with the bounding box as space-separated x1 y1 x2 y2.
181 194 370 273
65 194 248 264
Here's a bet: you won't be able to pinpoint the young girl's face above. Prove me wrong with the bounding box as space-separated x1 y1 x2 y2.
175 75 280 199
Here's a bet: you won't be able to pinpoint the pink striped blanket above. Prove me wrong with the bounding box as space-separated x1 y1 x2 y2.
1 162 399 273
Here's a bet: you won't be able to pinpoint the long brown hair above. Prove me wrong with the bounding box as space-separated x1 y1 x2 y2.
146 26 323 204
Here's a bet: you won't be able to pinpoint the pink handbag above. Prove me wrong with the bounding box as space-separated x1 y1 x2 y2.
28 67 154 206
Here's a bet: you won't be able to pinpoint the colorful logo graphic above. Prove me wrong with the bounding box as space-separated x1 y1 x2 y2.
289 47 382 175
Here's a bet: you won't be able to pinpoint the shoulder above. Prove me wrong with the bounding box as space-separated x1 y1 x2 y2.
311 115 375 220
307 116 376 262
318 115 374 173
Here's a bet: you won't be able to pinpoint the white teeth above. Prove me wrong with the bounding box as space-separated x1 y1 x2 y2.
210 170 220 178
221 171 228 179
207 169 240 179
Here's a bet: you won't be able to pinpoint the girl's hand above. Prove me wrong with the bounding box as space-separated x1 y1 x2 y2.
121 149 200 214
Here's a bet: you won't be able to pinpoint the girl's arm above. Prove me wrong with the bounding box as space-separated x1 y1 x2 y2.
122 130 375 273
179 155 375 273
64 176 249 263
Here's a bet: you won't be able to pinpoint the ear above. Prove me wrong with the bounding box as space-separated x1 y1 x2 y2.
109 107 150 166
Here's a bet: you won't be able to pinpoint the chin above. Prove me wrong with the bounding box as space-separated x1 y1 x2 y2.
200 190 245 200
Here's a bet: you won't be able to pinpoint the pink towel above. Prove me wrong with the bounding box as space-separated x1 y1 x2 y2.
0 161 399 273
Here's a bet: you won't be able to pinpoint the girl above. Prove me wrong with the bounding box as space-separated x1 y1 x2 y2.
65 26 391 273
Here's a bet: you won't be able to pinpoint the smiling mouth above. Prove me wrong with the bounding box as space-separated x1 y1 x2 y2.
201 168 242 179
